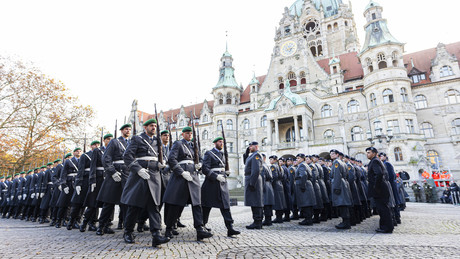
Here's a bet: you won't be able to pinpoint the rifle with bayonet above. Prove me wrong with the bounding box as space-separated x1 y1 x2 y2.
114 120 118 139
83 134 87 153
132 110 137 136
221 126 230 175
167 117 173 151
190 111 200 165
154 104 163 164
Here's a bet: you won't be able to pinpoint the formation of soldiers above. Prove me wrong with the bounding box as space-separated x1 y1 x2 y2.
242 143 406 234
0 119 240 248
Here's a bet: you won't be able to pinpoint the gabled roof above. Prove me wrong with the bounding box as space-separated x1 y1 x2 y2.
240 75 266 104
317 51 364 82
137 101 214 125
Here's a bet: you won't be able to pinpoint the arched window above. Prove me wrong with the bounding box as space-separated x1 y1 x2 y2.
179 119 185 127
287 71 297 86
278 77 284 89
287 71 296 80
347 100 360 113
244 140 249 147
370 93 377 107
286 127 295 142
262 137 268 146
420 122 434 138
392 51 398 67
427 150 441 166
333 22 338 30
321 104 332 118
202 130 208 140
452 118 460 135
218 93 223 105
202 114 208 123
327 24 332 31
394 147 403 162
226 119 233 130
445 89 460 104
243 118 250 130
383 89 394 104
260 115 267 127
414 95 428 109
299 71 306 84
366 58 374 73
351 126 364 141
226 93 232 104
344 21 348 27
324 129 335 142
440 66 454 77
377 53 387 69
400 87 408 102
217 120 222 130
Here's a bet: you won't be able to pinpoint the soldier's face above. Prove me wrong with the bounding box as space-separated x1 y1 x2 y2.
161 134 169 144
269 158 276 164
330 152 338 160
121 127 131 138
144 124 156 136
215 140 223 150
249 145 258 152
287 160 292 166
104 138 112 146
305 157 312 163
379 155 386 161
182 131 192 141
91 144 100 150
366 150 376 159
296 157 303 164
74 150 82 158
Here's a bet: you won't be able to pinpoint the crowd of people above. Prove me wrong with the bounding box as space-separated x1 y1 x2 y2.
0 119 408 249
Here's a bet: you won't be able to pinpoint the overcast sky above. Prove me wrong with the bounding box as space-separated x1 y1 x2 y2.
1 0 459 133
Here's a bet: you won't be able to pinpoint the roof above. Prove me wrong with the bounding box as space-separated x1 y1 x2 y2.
365 0 381 12
361 19 401 53
289 0 341 18
240 75 266 104
265 82 307 111
137 101 215 125
317 51 364 82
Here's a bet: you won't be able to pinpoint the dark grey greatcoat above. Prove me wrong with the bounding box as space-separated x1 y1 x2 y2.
99 137 129 205
56 157 79 208
71 150 92 205
121 132 162 208
367 157 391 201
331 159 352 207
309 163 324 209
271 164 286 211
288 165 297 207
33 171 45 206
160 144 171 192
39 168 54 210
315 163 329 204
281 165 292 210
85 147 105 208
244 151 263 207
261 163 275 206
353 164 368 203
201 148 230 209
25 174 36 206
163 139 202 206
17 177 26 206
346 162 361 206
294 162 316 208
49 164 63 208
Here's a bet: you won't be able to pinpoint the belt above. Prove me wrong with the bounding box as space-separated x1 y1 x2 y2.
136 157 158 161
47 182 53 185
67 173 77 177
210 168 225 172
84 168 90 172
113 160 125 164
96 167 104 171
178 160 194 165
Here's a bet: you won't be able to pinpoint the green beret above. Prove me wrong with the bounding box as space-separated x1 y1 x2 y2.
120 123 132 130
6 175 12 179
143 118 157 126
90 140 100 146
14 173 20 176
103 133 113 140
40 165 46 169
34 167 39 170
160 130 169 135
53 159 62 163
182 126 192 133
47 162 53 166
65 153 72 158
20 171 25 174
73 147 81 152
0 176 4 179
213 137 224 143
27 170 33 173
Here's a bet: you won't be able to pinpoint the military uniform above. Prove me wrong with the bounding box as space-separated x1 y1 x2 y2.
73 150 93 231
411 183 422 202
308 162 324 223
49 162 63 225
280 163 292 221
423 182 434 203
56 156 80 227
244 150 264 229
39 165 54 223
295 161 316 225
261 161 275 225
288 164 298 219
331 158 352 229
2 178 12 218
346 162 361 225
271 162 287 223
314 162 329 221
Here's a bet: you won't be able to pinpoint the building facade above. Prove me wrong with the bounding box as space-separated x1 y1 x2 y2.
128 0 460 181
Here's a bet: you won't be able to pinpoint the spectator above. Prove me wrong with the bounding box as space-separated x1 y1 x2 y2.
440 187 451 204
450 181 459 205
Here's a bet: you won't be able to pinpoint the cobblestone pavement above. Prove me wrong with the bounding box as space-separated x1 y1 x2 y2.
0 202 459 258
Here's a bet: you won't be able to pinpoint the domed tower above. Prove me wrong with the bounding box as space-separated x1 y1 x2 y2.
358 0 422 157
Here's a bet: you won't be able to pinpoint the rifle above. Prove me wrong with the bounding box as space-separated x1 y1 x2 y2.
100 128 104 147
132 110 137 136
154 104 163 164
190 111 199 165
221 126 230 173
167 117 173 151
83 134 87 153
114 120 118 139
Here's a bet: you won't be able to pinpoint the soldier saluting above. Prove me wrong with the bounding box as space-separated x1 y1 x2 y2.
121 118 170 247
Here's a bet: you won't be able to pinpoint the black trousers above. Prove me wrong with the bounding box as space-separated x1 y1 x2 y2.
82 206 99 224
375 198 394 231
99 203 116 227
338 205 350 220
57 206 69 220
69 205 83 221
202 206 233 225
263 205 273 221
300 206 313 221
165 203 203 229
125 194 161 233
251 207 263 222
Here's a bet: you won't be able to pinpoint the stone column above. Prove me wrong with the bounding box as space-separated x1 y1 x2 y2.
274 119 280 146
302 114 308 141
267 120 272 145
294 115 300 143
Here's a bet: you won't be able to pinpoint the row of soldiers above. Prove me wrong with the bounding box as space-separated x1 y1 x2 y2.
243 143 405 233
0 119 240 248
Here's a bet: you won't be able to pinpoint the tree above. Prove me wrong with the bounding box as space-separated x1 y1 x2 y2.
0 55 95 174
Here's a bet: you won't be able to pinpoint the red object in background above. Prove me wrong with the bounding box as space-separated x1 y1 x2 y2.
422 171 430 179
432 172 440 187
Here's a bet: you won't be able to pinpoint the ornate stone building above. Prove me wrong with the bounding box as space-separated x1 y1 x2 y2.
128 0 460 180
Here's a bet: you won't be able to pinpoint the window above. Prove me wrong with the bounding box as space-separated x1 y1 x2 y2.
243 118 250 130
411 73 426 83
202 130 208 140
351 126 364 141
287 72 297 87
278 76 284 89
427 150 441 167
244 140 249 147
392 51 398 67
394 147 403 162
440 66 454 77
347 100 360 113
372 13 376 20
227 142 233 153
179 120 185 127
382 89 394 104
387 120 400 134
366 58 374 73
333 22 338 30
226 93 232 104
445 89 460 104
260 115 267 127
377 53 387 69
218 93 223 105
405 119 415 133
400 88 408 102
217 120 222 130
374 120 383 135
300 71 306 84
420 122 434 138
262 137 268 146
286 127 295 142
202 114 209 123
370 93 377 107
414 95 428 109
321 104 332 118
452 118 460 135
327 24 332 31
324 129 334 142
226 119 233 130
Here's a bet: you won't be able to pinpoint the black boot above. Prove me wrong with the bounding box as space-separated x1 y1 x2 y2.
137 223 144 233
226 222 240 237
96 224 104 235
262 219 272 226
104 226 115 234
246 221 263 229
335 218 351 229
299 219 313 226
165 228 174 239
290 210 299 220
123 232 135 244
67 219 74 230
55 219 62 228
117 222 123 230
152 230 170 247
80 220 88 232
88 222 97 231
283 212 291 222
196 226 213 241
176 221 186 228
49 219 56 227
203 225 212 232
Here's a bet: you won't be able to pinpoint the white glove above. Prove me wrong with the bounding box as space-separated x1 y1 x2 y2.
112 171 122 182
10 195 14 200
40 193 44 198
225 171 231 176
182 171 193 182
195 163 202 171
31 193 35 199
90 183 96 192
138 168 150 180
6 198 9 202
23 194 27 200
58 185 62 191
63 187 69 194
158 161 167 169
216 174 226 183
75 186 81 195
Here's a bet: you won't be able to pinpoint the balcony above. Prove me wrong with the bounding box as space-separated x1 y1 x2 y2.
309 137 344 146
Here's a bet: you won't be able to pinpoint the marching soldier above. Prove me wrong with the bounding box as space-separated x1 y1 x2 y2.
97 124 131 235
0 176 6 214
294 154 316 226
38 162 54 224
244 141 264 230
121 119 170 247
305 155 323 223
31 166 47 221
423 180 434 203
201 137 240 237
343 155 361 226
163 126 212 241
79 140 100 232
270 155 286 224
8 172 20 219
312 155 330 221
2 175 13 218
261 153 275 226
319 157 334 219
329 149 353 229
15 171 27 219
287 158 299 220
351 158 369 221
279 158 292 222
49 159 64 226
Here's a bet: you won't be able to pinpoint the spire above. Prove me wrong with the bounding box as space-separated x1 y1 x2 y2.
214 37 239 89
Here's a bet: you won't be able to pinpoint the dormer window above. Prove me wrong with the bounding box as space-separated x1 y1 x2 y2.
372 13 376 20
410 73 426 83
284 26 291 36
440 65 454 77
